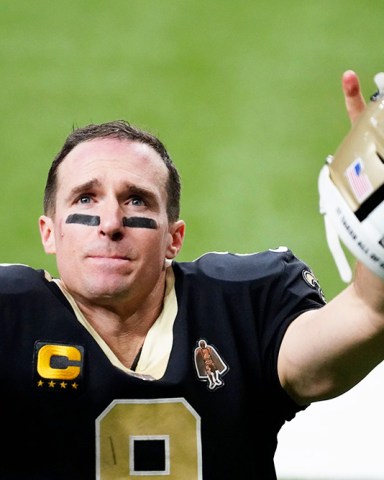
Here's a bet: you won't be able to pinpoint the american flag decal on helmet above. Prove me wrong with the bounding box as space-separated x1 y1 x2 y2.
345 158 374 202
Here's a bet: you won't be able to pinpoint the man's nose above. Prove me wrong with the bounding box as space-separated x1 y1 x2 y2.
98 202 125 240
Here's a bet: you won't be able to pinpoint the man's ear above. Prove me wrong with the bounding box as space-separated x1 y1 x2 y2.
39 215 56 254
166 220 185 259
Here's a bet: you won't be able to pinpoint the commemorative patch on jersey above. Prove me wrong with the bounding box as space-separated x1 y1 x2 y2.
33 341 85 394
193 339 228 391
302 269 326 303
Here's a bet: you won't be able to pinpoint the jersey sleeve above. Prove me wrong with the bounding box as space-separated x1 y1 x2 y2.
256 248 326 415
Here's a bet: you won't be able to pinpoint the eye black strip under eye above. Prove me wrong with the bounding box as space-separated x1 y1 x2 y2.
123 217 157 229
66 214 101 226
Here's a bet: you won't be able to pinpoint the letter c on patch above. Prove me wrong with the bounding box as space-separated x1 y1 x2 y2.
37 344 82 380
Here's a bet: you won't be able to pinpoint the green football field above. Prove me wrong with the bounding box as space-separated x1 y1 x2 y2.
2 0 383 301
1 2 383 478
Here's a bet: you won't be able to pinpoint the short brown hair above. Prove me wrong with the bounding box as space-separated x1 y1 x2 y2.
43 120 181 222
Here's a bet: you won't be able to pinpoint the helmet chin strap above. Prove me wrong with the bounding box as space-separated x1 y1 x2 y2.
319 160 353 283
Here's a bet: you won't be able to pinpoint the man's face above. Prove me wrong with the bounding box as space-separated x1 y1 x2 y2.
39 137 184 308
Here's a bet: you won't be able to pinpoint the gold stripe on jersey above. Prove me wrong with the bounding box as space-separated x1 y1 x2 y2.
52 264 177 380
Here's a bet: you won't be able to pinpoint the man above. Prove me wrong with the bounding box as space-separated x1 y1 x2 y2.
0 70 382 479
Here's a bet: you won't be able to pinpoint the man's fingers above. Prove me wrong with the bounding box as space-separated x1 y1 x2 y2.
342 70 366 124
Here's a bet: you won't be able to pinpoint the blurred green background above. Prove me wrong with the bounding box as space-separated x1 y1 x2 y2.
1 1 382 301
1 1 383 479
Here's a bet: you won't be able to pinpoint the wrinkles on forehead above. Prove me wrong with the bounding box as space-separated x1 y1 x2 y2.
54 137 171 219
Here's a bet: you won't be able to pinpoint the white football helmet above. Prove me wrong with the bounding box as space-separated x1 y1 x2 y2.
319 73 384 282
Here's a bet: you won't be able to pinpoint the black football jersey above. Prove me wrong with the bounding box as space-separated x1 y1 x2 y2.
0 248 325 479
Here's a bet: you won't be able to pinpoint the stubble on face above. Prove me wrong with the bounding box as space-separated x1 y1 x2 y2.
51 138 173 312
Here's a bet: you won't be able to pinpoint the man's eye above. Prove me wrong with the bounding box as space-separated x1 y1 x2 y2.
78 195 92 204
131 197 144 207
